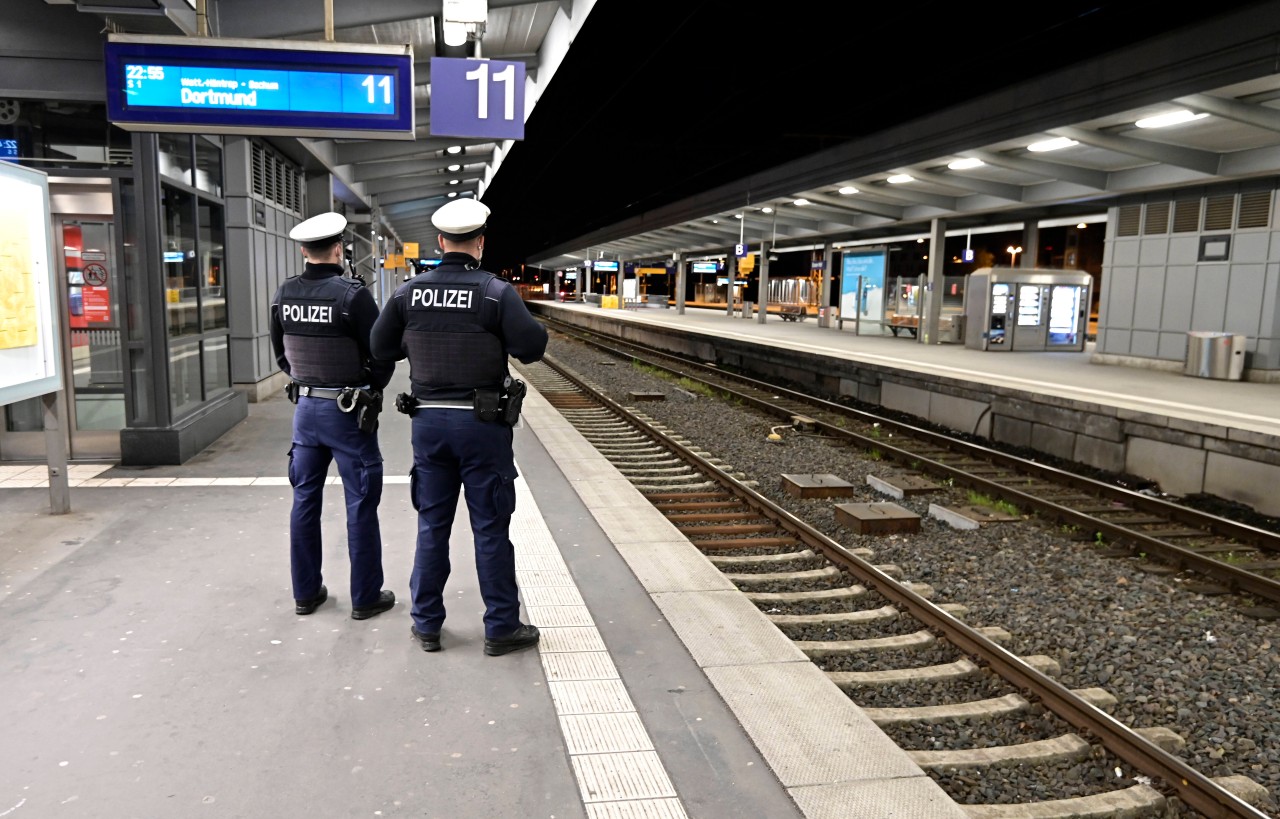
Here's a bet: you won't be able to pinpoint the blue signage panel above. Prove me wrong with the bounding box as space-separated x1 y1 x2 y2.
840 249 888 329
690 261 719 273
593 260 619 272
429 57 525 140
104 35 415 139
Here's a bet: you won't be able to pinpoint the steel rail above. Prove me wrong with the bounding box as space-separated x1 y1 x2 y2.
537 351 1271 818
543 319 1280 603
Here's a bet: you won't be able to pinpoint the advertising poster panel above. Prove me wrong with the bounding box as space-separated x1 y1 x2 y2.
840 248 887 334
0 162 62 406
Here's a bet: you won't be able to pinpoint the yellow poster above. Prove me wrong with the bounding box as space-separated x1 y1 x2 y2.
403 242 419 258
0 205 39 349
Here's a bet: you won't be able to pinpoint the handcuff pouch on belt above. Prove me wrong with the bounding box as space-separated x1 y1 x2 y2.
337 387 383 434
473 387 503 423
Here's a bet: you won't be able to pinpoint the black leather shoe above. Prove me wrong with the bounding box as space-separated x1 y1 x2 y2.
484 623 539 656
410 625 441 652
295 585 328 615
351 590 395 620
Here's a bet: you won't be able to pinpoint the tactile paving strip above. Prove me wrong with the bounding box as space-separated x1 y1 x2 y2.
514 478 688 817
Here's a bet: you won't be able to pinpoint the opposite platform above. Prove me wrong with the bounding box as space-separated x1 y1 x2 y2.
531 300 1280 517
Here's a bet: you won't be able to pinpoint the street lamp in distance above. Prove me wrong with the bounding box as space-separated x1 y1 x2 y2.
1006 245 1023 267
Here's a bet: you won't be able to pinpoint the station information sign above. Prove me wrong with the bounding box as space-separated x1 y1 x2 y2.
104 35 415 140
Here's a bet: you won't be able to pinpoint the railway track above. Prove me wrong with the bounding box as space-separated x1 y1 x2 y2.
513 352 1274 818
538 318 1280 612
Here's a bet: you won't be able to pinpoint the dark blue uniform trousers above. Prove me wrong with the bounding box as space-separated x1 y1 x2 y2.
288 395 385 608
408 409 521 639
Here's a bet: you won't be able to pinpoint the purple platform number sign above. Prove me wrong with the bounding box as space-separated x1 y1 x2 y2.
429 57 525 140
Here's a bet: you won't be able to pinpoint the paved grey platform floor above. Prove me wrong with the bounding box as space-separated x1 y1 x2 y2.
0 368 813 819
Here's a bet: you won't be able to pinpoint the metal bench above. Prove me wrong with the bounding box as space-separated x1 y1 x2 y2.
888 314 919 337
777 304 807 322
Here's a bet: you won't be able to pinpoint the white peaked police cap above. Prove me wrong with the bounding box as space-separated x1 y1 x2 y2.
290 211 347 249
432 198 490 241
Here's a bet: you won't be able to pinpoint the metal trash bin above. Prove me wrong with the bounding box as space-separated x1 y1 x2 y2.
742 300 754 318
817 307 832 328
1184 331 1245 380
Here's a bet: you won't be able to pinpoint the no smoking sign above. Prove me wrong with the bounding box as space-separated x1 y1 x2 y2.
83 263 109 286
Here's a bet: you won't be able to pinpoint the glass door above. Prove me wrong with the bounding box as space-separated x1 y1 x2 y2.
1 196 126 461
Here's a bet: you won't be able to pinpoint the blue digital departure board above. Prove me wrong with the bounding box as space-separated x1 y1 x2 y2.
105 35 415 140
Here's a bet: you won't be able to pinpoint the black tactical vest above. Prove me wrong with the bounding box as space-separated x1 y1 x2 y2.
404 272 506 391
275 275 365 386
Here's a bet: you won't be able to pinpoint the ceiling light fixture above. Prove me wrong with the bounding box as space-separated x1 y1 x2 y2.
887 174 913 184
838 185 858 195
761 206 774 213
1027 137 1078 153
948 157 984 170
446 145 463 155
448 191 458 198
1135 109 1208 129
792 198 810 206
447 163 462 171
449 179 460 185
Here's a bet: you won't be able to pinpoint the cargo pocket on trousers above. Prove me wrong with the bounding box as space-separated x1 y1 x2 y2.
409 468 422 513
287 444 298 488
491 469 517 518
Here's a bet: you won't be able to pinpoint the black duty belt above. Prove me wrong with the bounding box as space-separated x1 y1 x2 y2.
297 385 347 399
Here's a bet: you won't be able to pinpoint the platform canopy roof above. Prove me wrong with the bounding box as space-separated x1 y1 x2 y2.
53 1 1280 275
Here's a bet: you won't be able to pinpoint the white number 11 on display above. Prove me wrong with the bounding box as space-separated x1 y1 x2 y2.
430 56 526 140
464 62 515 120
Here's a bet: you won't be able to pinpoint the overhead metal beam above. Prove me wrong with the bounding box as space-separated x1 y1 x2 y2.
364 171 483 196
212 0 544 40
1050 125 1221 175
905 168 1023 201
794 191 906 220
333 137 495 165
1175 92 1280 134
964 149 1110 189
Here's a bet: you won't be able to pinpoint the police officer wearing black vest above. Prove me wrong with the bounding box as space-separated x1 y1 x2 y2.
270 211 397 621
370 198 547 656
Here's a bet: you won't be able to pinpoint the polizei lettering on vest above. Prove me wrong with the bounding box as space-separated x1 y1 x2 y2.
410 287 474 309
281 303 333 323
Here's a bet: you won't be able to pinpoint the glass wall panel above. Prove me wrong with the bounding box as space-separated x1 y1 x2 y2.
4 399 42 432
168 339 203 419
157 133 192 186
202 337 231 397
199 200 227 331
194 136 222 197
162 185 198 338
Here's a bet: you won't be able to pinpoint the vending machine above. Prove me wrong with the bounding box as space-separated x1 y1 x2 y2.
964 267 1092 352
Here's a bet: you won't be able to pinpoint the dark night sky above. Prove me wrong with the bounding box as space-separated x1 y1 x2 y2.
479 1 1268 274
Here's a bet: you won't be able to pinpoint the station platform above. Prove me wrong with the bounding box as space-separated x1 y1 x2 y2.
531 300 1280 518
0 365 963 818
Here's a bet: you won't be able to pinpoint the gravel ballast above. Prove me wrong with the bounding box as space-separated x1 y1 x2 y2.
524 334 1280 816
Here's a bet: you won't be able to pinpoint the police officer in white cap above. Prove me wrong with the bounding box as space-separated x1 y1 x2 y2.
270 211 397 621
371 197 547 655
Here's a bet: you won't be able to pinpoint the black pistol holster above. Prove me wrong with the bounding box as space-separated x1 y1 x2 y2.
285 381 299 404
338 387 382 434
395 392 417 418
501 376 527 427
